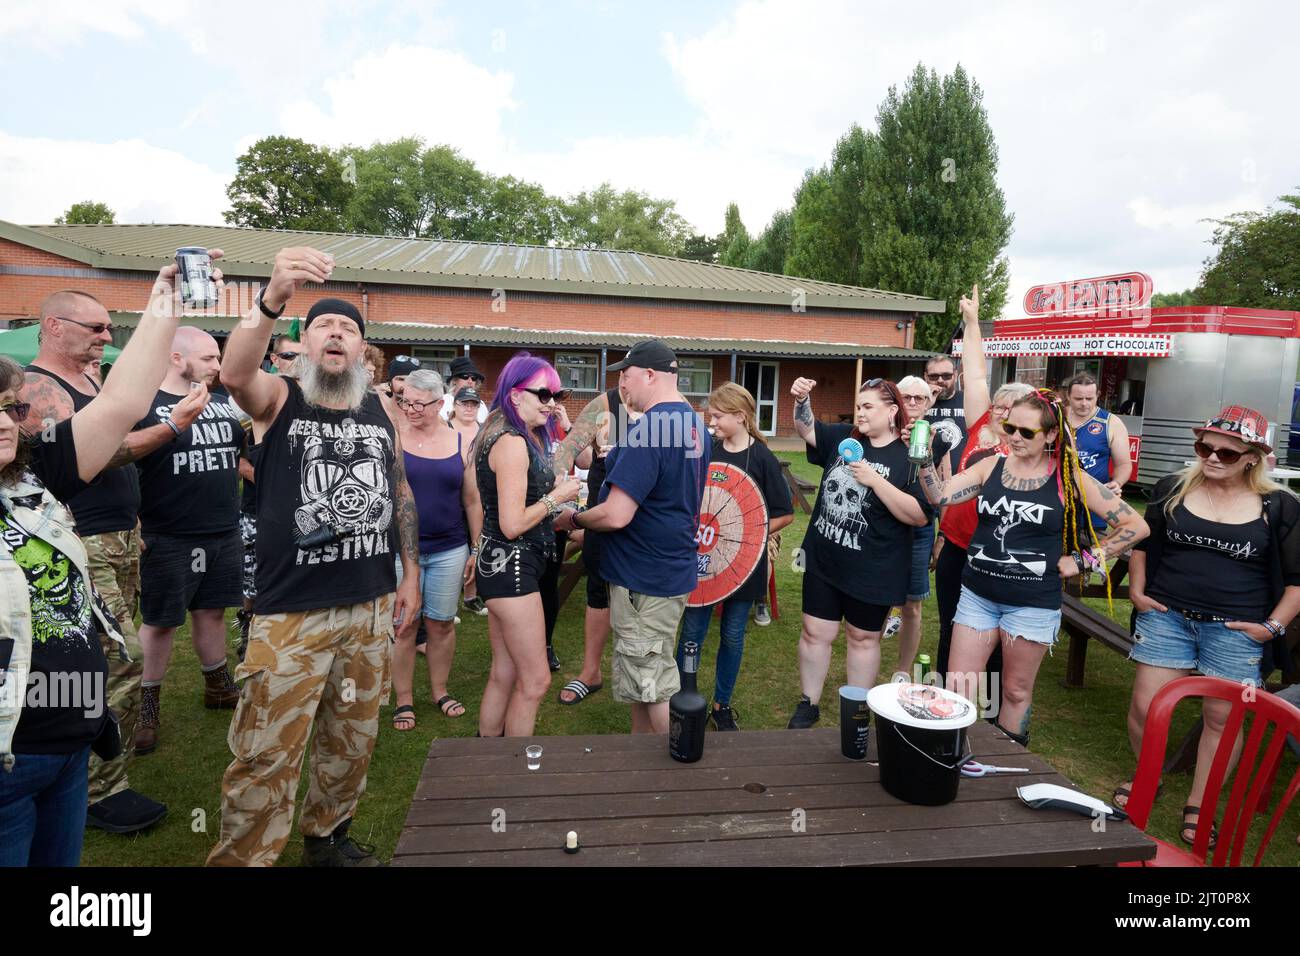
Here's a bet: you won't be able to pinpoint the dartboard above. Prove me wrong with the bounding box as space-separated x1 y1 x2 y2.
688 462 770 607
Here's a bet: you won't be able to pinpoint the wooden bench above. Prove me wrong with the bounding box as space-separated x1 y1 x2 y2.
1059 557 1133 689
779 459 815 515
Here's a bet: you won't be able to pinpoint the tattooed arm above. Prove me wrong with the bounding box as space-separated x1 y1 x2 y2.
552 391 609 477
790 377 817 446
1081 472 1148 558
390 427 421 634
917 455 996 507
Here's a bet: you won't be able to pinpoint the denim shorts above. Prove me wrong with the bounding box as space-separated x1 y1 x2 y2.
419 544 470 622
952 585 1061 646
1130 607 1265 687
908 521 935 602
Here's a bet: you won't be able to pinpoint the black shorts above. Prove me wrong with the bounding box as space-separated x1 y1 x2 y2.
140 530 244 628
582 531 609 610
475 539 549 602
801 569 890 633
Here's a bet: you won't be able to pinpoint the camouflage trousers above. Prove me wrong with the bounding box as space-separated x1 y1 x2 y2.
206 593 394 867
84 528 142 804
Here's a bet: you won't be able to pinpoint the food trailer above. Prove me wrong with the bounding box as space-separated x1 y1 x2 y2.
954 272 1300 487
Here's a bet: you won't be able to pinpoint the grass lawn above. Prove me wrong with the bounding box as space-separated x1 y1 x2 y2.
83 452 1300 866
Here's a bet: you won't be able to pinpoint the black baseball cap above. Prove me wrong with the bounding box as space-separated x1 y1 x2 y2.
608 340 679 372
388 355 421 379
454 387 482 405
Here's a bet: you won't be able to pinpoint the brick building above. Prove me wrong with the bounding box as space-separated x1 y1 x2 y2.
0 221 944 437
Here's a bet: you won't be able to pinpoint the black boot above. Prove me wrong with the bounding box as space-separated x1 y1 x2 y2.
994 721 1030 748
301 818 383 867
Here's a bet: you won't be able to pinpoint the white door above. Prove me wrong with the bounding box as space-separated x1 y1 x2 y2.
741 360 780 436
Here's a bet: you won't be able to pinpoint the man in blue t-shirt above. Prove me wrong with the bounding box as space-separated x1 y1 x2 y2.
556 340 710 734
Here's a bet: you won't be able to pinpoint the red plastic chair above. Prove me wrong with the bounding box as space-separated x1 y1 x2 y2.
1121 675 1300 867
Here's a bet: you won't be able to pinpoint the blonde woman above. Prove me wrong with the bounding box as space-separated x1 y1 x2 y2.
674 383 793 730
1116 406 1300 848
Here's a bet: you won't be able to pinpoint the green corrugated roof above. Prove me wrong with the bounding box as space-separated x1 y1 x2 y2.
4 221 946 314
104 312 937 360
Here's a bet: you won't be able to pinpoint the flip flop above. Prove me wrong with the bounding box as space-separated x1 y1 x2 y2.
1111 780 1163 811
558 679 603 705
436 695 466 718
1180 805 1218 850
392 705 416 731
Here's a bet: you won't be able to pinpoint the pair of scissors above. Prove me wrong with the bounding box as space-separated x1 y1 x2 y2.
960 759 1030 778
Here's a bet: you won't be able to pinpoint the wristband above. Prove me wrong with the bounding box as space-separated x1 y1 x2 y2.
164 418 182 438
256 290 286 320
1266 617 1285 635
1073 552 1086 576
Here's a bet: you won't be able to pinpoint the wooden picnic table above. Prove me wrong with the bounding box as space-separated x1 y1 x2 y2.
393 720 1155 866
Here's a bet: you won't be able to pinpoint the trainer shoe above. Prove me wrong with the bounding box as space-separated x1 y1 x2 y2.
882 611 902 639
710 705 740 731
302 818 384 867
754 603 771 627
85 789 168 834
464 596 488 616
787 698 820 729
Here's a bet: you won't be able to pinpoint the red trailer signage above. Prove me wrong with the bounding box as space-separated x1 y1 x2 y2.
1023 272 1154 317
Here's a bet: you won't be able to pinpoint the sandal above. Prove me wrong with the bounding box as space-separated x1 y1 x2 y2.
1111 780 1163 812
558 679 603 706
1180 805 1219 850
436 695 466 718
392 705 416 732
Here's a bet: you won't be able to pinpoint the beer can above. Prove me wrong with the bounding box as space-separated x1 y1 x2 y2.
176 247 219 309
908 418 932 464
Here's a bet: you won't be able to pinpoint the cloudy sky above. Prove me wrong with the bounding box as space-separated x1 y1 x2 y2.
2 0 1297 314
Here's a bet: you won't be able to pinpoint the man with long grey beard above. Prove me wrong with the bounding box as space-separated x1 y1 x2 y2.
208 255 420 867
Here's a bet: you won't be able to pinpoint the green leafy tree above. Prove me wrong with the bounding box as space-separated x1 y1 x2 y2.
860 64 1013 350
1195 192 1300 309
557 184 694 255
678 232 721 263
341 138 486 239
470 175 559 245
787 125 870 285
744 208 793 274
1149 289 1199 307
718 203 752 266
55 201 115 225
224 136 351 231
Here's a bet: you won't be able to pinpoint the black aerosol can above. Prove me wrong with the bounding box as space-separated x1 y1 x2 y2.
669 641 707 763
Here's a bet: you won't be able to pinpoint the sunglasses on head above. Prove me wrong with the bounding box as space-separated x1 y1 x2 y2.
394 355 421 365
1000 420 1047 441
1194 440 1247 465
520 387 571 404
1 401 31 423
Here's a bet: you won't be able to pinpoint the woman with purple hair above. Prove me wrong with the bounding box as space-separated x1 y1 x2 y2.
463 353 581 736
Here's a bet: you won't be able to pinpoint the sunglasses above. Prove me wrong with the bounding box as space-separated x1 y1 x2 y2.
1 401 32 423
1194 440 1246 465
1000 420 1048 441
394 354 422 365
274 351 300 361
520 387 571 404
925 371 954 381
53 315 113 335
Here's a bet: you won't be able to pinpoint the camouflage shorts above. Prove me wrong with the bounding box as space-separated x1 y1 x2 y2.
608 585 686 704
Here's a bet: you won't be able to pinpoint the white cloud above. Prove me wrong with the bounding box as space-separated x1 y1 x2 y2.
280 43 517 158
0 131 228 224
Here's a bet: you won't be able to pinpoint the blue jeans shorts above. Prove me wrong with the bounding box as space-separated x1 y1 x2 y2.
953 585 1061 646
908 521 935 602
419 544 470 622
1130 607 1265 687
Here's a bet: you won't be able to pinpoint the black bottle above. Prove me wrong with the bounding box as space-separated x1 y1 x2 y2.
669 641 707 763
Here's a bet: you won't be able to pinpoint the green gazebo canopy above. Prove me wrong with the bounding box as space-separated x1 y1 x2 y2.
0 324 123 366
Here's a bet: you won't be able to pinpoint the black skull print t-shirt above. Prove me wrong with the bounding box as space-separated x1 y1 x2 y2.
801 421 931 607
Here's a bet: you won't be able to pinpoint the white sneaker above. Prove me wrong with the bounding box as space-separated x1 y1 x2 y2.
883 613 902 639
754 603 771 626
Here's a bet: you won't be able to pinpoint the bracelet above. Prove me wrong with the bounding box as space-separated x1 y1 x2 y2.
1267 617 1285 635
541 494 560 518
1073 552 1087 576
1262 618 1284 639
164 418 182 438
256 290 286 320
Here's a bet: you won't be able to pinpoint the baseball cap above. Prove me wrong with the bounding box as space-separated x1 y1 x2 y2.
607 340 679 372
1193 405 1272 454
387 355 421 380
454 386 482 404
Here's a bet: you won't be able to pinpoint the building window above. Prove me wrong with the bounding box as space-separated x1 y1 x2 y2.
677 357 713 397
555 352 600 393
409 346 459 380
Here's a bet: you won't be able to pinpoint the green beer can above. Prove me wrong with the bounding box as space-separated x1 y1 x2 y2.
908 418 932 464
